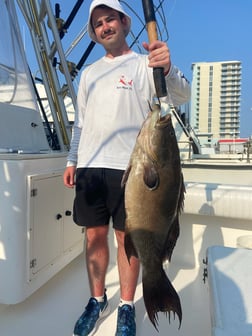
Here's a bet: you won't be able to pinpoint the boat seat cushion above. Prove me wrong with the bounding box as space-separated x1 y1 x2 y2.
184 182 252 221
207 245 252 336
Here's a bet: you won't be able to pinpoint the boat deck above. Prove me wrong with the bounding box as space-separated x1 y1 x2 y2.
2 177 252 336
0 243 211 336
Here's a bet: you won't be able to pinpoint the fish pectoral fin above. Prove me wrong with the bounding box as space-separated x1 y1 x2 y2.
124 233 139 262
177 175 186 213
121 165 132 187
143 163 159 190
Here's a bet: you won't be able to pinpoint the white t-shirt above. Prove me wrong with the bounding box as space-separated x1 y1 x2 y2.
67 51 190 170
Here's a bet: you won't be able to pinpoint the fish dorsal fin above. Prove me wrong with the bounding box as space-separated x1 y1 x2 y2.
143 163 159 190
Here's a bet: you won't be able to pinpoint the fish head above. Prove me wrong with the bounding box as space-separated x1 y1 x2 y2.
139 103 179 166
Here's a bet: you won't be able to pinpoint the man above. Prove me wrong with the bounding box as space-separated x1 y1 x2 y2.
63 1 190 335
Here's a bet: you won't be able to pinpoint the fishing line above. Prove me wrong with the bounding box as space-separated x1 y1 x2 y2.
125 0 169 51
120 0 146 27
155 0 169 42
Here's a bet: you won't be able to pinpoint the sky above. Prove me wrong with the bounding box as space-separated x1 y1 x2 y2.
16 0 252 138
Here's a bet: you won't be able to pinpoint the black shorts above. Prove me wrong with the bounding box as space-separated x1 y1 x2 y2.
73 168 126 231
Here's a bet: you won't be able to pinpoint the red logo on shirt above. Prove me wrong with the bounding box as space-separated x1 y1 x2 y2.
118 75 133 90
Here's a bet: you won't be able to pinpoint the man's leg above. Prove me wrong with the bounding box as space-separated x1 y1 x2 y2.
115 229 139 336
86 225 110 297
115 229 140 300
72 225 110 336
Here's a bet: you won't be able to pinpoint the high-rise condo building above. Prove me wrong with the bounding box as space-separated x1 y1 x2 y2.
190 61 241 145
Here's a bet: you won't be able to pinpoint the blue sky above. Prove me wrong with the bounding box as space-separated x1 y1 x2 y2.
17 0 252 137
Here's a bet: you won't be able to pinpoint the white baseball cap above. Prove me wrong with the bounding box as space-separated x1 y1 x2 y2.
87 0 131 43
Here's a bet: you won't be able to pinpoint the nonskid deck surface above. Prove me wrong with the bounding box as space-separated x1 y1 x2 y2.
0 252 211 336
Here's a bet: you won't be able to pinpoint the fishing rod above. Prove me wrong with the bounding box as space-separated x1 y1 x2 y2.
54 1 95 78
141 0 167 98
55 0 85 39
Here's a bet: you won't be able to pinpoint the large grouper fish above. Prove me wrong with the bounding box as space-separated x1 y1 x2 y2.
121 102 185 330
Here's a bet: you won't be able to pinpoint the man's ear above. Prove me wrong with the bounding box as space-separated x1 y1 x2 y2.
121 16 128 30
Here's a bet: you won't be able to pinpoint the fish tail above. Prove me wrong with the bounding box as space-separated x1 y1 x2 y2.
142 267 182 331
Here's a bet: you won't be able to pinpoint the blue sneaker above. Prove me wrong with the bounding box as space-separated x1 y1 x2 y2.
115 304 136 336
73 293 110 336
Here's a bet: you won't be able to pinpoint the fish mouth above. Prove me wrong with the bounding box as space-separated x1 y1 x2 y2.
155 113 171 129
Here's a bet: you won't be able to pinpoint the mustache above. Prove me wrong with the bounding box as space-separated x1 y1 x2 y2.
101 28 115 39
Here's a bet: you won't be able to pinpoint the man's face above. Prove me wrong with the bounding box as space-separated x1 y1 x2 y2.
91 7 127 49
